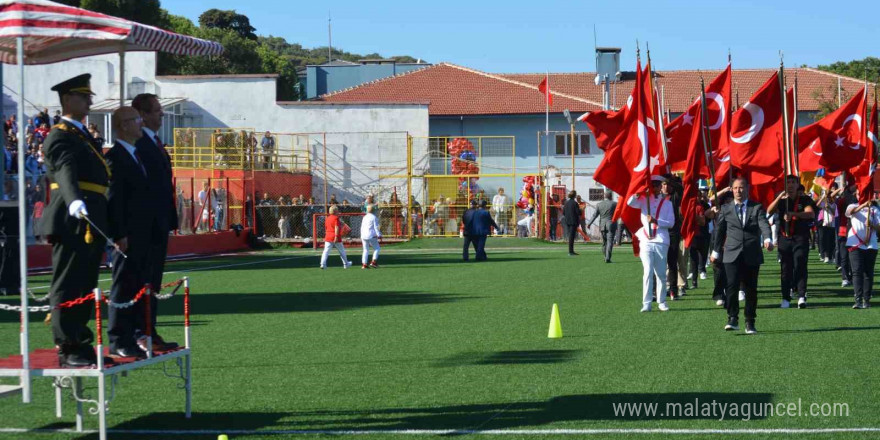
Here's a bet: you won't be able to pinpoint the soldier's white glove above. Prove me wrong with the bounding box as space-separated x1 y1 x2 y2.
68 200 88 219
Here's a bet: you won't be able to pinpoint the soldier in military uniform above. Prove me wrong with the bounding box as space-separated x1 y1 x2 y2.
42 74 111 367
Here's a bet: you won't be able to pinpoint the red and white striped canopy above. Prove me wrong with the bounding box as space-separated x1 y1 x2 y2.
0 0 223 65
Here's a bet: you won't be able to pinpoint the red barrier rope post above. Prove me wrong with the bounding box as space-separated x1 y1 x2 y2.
184 277 191 349
94 288 104 370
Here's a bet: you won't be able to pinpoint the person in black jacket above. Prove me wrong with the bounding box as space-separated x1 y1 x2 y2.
43 74 110 367
105 107 151 359
562 190 581 255
131 93 179 351
461 199 478 261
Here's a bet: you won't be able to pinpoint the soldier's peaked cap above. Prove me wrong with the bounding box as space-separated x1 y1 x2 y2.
51 74 95 96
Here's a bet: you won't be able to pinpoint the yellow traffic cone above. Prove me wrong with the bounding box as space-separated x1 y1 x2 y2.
548 303 563 339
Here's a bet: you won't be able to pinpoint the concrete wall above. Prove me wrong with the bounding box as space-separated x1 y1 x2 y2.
306 63 430 99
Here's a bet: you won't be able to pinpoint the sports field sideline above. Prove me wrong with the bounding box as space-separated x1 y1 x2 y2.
2 238 879 439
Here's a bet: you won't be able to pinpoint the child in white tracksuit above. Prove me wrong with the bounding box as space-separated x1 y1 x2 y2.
627 175 675 312
361 204 382 268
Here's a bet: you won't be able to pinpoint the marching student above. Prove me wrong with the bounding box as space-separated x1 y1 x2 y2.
361 204 382 269
767 176 815 309
320 205 352 269
711 177 773 334
845 194 880 309
628 175 675 312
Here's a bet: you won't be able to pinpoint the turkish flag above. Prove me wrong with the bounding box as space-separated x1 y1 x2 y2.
851 102 877 203
808 88 868 172
581 63 641 151
538 76 553 107
665 65 732 180
594 59 664 255
680 93 705 248
730 72 786 177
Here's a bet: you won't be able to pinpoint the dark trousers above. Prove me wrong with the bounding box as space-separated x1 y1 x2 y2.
712 260 727 302
667 235 681 294
475 235 488 261
849 248 877 303
837 236 853 281
549 217 558 240
724 257 759 322
49 233 103 350
778 235 809 300
690 236 708 281
818 226 836 260
141 223 170 337
601 225 617 261
566 224 578 253
462 234 477 261
108 234 149 350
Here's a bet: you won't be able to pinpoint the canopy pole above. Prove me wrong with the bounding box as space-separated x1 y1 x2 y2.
118 46 125 107
17 36 31 404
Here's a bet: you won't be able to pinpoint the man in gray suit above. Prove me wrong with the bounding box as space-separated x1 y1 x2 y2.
588 190 617 263
710 177 773 335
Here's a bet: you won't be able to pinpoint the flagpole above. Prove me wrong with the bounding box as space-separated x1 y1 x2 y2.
699 77 718 196
779 52 792 177
545 69 550 139
729 52 735 186
792 72 800 175
647 43 671 173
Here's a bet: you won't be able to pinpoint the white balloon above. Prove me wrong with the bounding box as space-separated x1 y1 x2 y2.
730 102 764 144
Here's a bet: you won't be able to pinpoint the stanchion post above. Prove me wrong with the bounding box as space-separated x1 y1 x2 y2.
184 277 192 418
95 287 107 440
144 284 153 358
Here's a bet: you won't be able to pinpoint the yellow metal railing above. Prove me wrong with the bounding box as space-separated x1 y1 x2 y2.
171 128 310 172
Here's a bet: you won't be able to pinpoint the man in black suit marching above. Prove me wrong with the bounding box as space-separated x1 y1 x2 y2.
42 74 110 367
131 93 179 350
105 107 151 358
562 191 581 255
711 177 773 334
587 190 617 263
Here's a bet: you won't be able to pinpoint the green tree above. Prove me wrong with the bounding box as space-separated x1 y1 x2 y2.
816 57 880 85
199 9 257 40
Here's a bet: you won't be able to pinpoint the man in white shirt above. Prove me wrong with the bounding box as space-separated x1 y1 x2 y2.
491 188 510 235
627 175 675 312
197 181 209 232
360 204 382 268
845 196 880 309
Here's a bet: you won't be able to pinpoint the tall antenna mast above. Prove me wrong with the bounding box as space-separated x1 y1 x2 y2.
328 10 332 63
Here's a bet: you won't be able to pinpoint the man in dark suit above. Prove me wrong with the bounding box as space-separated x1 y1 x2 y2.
131 93 179 350
474 200 500 261
105 107 151 358
587 190 617 263
461 199 478 261
711 178 774 334
43 74 110 367
562 191 581 255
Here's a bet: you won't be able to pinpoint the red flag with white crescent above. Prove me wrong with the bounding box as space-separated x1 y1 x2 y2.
582 63 641 151
851 102 877 203
809 87 869 173
538 76 553 107
729 72 785 176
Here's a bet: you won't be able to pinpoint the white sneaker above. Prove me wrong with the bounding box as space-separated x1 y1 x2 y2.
344 261 352 269
738 290 746 302
320 265 326 270
842 280 851 287
798 297 807 309
640 305 651 312
700 272 708 280
658 302 670 312
687 273 694 280
716 299 724 307
781 299 790 308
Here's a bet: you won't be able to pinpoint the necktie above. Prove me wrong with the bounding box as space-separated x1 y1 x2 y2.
736 203 744 225
134 149 147 176
154 135 163 148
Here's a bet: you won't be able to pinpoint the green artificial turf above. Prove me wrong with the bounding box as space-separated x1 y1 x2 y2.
1 238 879 439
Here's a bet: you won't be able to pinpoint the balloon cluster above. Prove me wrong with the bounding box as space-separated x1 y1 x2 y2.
517 175 537 209
448 138 480 195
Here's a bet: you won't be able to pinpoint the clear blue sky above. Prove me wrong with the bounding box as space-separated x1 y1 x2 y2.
162 0 877 74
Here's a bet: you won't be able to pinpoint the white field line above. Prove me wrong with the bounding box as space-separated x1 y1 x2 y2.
2 427 880 436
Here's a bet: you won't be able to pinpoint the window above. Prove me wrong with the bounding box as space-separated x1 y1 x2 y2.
554 133 593 156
